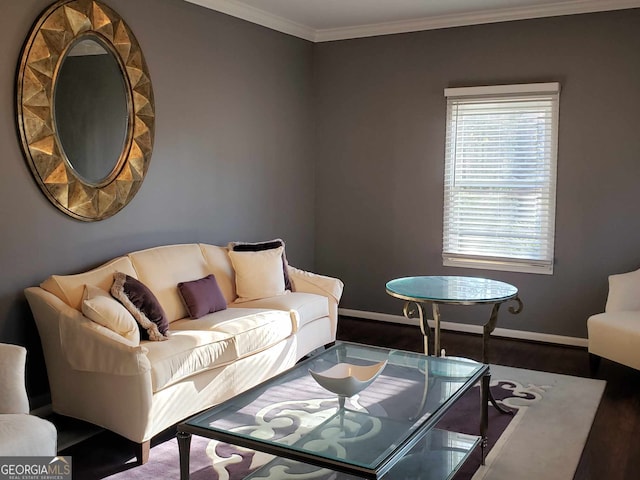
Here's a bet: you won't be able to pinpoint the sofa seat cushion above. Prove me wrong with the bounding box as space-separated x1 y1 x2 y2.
205 308 294 357
588 311 640 371
0 414 57 456
588 311 640 340
146 309 293 391
229 293 329 332
144 329 235 392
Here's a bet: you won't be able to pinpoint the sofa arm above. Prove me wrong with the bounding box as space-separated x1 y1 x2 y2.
288 266 344 336
605 268 640 313
288 266 344 303
59 308 151 376
26 286 150 377
0 344 30 414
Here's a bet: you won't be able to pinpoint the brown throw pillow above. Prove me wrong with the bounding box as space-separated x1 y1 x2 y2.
229 239 292 291
178 274 227 319
111 272 169 341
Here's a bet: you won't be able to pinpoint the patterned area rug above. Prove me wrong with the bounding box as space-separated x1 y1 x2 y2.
106 365 605 480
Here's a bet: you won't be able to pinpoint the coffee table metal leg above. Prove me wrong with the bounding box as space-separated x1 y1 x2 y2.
481 373 489 465
177 430 192 480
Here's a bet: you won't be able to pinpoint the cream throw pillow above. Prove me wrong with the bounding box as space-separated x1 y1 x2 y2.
82 285 141 345
228 246 286 303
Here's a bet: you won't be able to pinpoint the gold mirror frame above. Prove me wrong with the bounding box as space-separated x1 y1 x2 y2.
16 0 155 221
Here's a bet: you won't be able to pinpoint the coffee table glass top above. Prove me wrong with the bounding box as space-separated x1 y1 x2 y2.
181 342 487 479
245 428 480 480
386 275 518 304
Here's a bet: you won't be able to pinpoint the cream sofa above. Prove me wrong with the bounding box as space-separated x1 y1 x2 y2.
587 267 640 372
24 243 343 463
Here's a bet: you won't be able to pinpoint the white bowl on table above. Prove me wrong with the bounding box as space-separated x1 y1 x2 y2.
309 361 387 399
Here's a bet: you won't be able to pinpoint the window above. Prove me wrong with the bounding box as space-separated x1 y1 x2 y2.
442 83 560 275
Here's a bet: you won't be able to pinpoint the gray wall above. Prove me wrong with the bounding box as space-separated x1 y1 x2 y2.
314 10 640 339
1 0 314 399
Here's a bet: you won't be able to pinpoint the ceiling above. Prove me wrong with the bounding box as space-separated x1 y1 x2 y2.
185 0 640 42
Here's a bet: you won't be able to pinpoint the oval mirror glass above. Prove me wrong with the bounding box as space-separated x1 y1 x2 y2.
54 36 129 185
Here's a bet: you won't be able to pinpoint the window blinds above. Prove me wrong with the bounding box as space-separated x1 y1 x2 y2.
443 83 560 274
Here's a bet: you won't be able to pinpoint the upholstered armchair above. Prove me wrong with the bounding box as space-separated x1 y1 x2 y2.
587 268 640 372
0 343 57 456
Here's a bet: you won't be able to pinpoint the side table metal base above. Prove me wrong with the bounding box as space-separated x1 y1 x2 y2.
402 296 522 417
482 297 522 416
488 388 514 415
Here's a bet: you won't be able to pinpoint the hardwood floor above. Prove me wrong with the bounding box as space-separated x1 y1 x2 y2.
337 316 640 480
61 315 640 479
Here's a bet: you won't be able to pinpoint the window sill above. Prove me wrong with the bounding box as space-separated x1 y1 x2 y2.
443 257 553 275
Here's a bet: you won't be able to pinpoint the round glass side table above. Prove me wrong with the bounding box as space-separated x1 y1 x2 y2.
386 275 523 414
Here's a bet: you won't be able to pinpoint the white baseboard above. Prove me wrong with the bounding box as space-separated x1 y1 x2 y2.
339 308 588 348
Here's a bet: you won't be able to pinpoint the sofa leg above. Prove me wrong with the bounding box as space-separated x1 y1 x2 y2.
136 440 150 465
589 353 601 376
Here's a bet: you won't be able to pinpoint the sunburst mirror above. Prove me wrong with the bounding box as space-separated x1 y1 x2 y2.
16 0 155 221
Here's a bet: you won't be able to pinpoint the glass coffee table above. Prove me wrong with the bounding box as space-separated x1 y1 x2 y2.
177 342 489 479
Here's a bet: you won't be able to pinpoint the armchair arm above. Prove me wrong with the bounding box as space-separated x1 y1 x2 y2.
0 343 30 414
605 268 640 313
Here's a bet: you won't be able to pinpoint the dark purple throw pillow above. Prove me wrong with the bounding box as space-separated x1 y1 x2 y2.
231 239 292 291
178 274 227 319
111 272 169 341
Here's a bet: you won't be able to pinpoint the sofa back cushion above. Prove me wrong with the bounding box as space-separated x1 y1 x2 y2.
128 244 210 322
606 267 640 312
40 256 137 311
199 244 236 304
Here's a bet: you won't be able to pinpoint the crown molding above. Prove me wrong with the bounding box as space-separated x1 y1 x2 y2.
184 0 316 41
316 0 640 42
185 0 640 43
